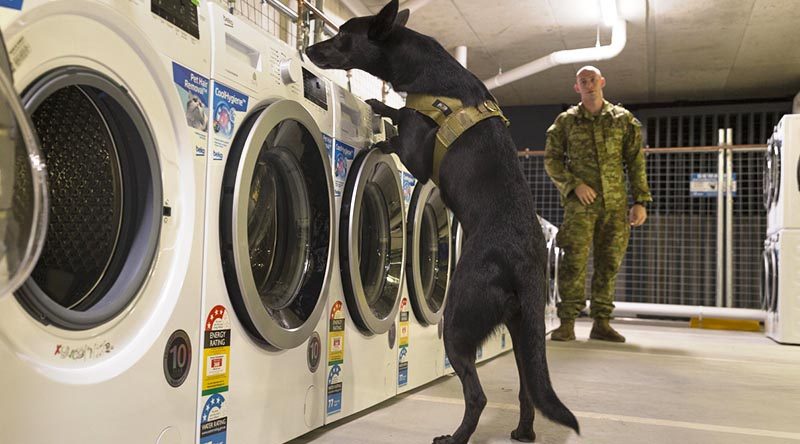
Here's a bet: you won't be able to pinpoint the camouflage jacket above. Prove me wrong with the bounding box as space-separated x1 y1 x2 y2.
545 100 653 209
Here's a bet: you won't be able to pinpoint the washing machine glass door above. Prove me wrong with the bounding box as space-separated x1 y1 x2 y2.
0 35 48 297
221 100 334 350
407 182 452 326
340 149 405 334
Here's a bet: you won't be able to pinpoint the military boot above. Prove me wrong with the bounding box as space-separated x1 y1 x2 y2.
589 319 626 343
550 319 575 341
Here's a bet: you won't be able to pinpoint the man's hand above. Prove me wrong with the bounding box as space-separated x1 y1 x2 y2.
629 204 647 227
574 184 597 206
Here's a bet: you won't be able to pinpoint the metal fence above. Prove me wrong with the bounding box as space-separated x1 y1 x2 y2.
519 145 766 310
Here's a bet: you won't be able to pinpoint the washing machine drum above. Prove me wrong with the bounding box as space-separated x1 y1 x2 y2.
340 149 405 335
407 181 452 326
8 68 161 330
220 100 333 350
0 47 47 296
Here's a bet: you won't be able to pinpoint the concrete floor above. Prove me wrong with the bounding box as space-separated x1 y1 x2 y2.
290 319 800 444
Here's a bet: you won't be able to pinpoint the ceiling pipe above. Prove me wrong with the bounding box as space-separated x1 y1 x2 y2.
483 18 627 91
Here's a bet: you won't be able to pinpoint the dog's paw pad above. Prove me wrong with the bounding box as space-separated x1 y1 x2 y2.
511 428 536 442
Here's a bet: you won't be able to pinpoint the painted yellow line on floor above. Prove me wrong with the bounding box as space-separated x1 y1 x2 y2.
547 344 800 367
406 394 800 440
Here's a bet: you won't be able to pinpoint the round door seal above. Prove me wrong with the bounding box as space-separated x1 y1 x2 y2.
163 330 192 388
307 332 322 373
388 323 396 349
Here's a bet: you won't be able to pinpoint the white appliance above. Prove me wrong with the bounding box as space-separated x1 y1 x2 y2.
763 115 800 345
765 114 800 235
199 4 335 443
0 1 210 442
396 165 453 392
763 230 800 344
324 84 406 422
540 216 560 334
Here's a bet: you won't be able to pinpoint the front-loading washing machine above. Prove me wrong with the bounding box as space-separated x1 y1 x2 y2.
324 83 406 422
0 1 210 442
199 4 335 443
395 163 454 392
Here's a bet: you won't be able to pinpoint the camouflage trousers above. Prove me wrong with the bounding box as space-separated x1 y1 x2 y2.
556 198 630 320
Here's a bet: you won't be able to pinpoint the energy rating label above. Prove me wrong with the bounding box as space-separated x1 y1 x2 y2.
202 305 231 396
327 301 346 415
398 297 410 387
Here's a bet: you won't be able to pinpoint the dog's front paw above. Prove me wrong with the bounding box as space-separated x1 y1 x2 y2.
511 427 536 442
366 98 386 114
374 140 394 154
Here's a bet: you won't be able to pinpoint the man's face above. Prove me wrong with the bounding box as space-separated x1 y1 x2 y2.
574 70 605 99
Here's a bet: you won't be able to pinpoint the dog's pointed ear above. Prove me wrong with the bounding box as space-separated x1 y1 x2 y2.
369 0 401 41
396 9 410 28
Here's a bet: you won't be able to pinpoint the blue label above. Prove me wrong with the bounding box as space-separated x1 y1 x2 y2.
0 0 23 10
333 141 356 197
334 141 355 180
476 346 483 360
323 133 333 158
401 172 416 206
398 347 408 387
444 354 451 369
326 364 343 415
690 172 737 197
199 393 228 444
212 83 249 139
172 62 210 134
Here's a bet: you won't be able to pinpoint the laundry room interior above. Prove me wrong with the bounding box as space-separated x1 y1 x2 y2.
1 0 798 443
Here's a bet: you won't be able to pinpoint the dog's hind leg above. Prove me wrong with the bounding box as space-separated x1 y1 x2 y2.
433 256 509 444
506 313 536 442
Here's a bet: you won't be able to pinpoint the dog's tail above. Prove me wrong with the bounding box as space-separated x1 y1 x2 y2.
519 275 580 434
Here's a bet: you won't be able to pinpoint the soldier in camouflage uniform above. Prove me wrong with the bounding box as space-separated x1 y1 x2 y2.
545 66 652 342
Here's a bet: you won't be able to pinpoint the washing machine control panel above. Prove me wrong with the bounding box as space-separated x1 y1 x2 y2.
152 0 200 39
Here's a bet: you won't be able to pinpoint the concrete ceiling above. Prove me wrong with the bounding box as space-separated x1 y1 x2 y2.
353 0 800 106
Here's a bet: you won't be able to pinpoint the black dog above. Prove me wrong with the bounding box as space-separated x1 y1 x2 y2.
307 2 579 443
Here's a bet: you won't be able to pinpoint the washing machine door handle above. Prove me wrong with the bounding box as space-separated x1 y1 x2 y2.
0 29 49 297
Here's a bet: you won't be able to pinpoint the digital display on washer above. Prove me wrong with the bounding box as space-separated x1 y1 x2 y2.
151 0 200 39
302 68 328 111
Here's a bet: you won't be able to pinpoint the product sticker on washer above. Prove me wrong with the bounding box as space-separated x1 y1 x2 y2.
333 141 355 197
444 353 451 369
398 297 409 387
401 172 416 206
172 62 210 137
199 393 228 444
0 0 23 10
202 305 231 396
328 301 345 365
211 82 249 159
326 364 343 416
323 133 333 159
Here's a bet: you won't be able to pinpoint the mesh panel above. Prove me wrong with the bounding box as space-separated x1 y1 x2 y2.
215 0 298 46
520 146 766 309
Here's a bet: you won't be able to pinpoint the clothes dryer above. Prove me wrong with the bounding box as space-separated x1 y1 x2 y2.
765 114 800 235
199 4 335 443
0 1 210 442
764 229 800 344
324 84 406 422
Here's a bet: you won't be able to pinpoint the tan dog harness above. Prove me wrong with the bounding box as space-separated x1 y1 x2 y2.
404 94 510 185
